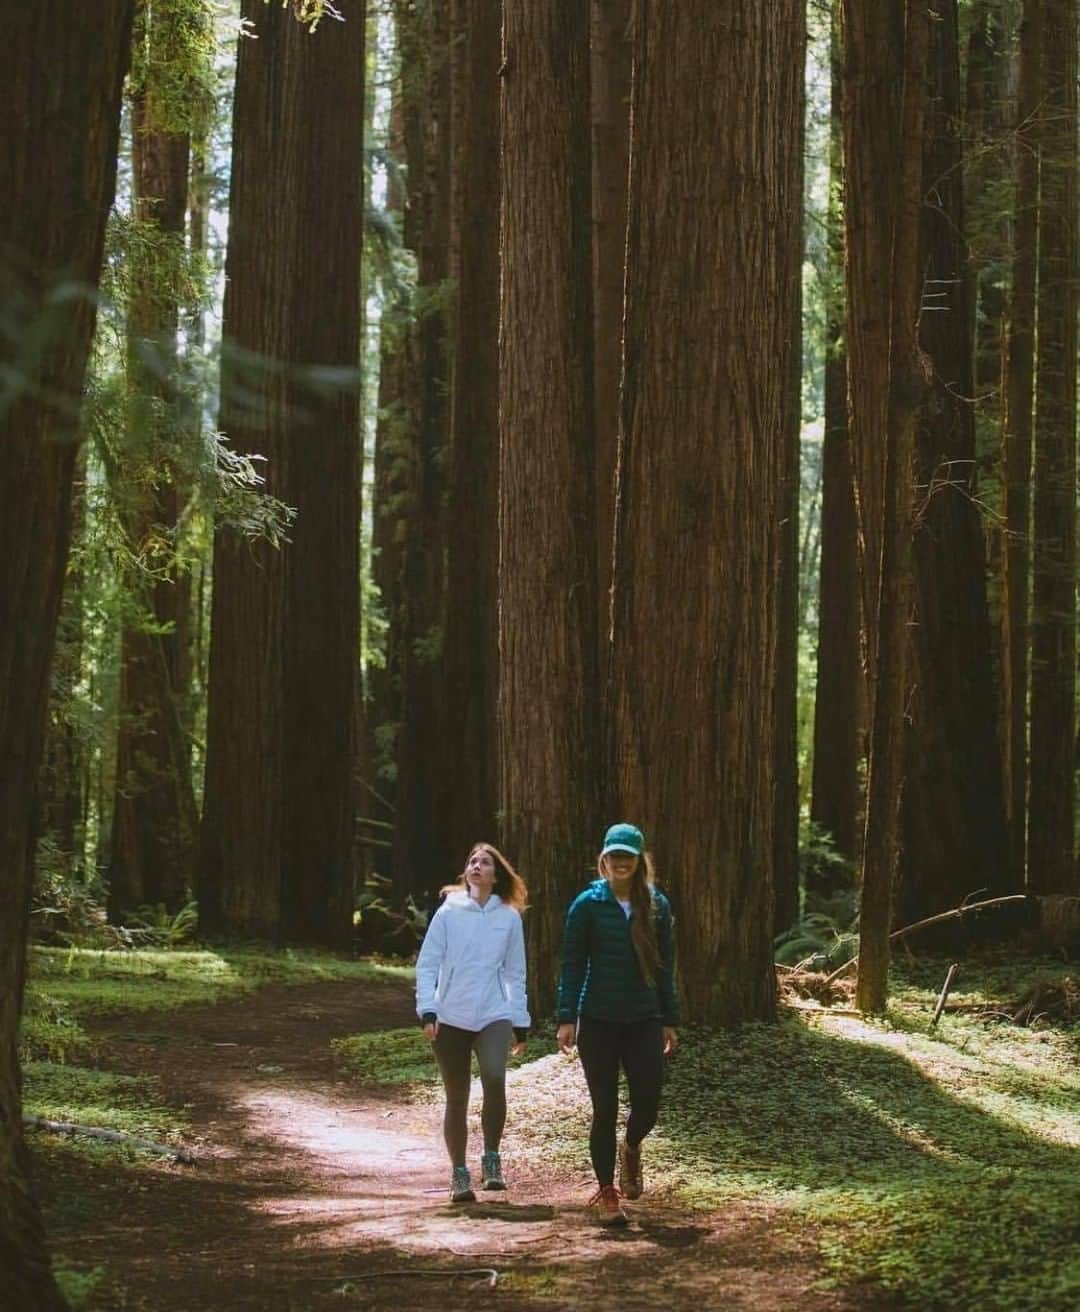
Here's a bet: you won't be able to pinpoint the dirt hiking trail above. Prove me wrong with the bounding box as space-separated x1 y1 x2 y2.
39 975 895 1311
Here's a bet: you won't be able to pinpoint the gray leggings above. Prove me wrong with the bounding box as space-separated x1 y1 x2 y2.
432 1020 513 1166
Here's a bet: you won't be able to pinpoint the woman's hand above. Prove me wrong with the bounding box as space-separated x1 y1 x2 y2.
510 1040 526 1057
556 1022 577 1053
662 1026 678 1056
423 1021 439 1042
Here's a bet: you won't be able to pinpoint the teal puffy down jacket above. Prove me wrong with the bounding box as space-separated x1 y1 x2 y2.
556 879 679 1026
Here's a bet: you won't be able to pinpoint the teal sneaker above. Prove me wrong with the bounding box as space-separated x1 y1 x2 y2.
480 1150 506 1191
450 1165 475 1203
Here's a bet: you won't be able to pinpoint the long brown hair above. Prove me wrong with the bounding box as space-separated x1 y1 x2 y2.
598 850 661 984
442 842 529 912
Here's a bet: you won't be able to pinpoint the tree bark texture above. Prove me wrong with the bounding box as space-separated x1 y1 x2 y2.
841 1 905 695
898 0 1008 926
443 0 502 869
499 0 597 1016
852 0 930 1013
110 3 197 919
611 1 804 1024
773 39 806 939
591 0 632 681
1028 0 1078 894
1000 0 1042 889
389 0 453 903
811 3 861 870
0 3 133 1305
368 91 407 866
201 0 364 946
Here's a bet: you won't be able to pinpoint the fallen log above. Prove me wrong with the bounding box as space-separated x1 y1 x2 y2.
22 1114 196 1164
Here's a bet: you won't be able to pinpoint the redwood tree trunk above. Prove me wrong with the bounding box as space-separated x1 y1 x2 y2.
0 4 133 1304
611 0 803 1025
390 0 452 902
850 0 930 1013
811 6 861 872
773 44 806 939
109 16 196 918
443 0 502 868
201 0 364 946
1001 0 1042 889
897 0 1007 927
591 0 632 686
499 0 597 1015
1028 0 1078 894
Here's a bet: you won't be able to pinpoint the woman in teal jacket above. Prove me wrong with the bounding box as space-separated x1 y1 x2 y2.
556 823 678 1225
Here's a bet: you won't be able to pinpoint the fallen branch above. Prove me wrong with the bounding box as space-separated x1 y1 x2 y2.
930 962 960 1027
22 1114 196 1164
888 894 1030 943
820 895 1033 986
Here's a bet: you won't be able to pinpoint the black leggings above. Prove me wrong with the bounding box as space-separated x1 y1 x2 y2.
576 1015 664 1187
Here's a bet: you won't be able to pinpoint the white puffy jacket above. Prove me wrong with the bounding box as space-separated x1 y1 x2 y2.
415 891 530 1033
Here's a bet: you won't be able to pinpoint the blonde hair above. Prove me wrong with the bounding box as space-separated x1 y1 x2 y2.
442 842 529 912
598 849 661 984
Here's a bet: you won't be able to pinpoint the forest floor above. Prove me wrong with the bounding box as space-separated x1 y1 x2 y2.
31 970 896 1312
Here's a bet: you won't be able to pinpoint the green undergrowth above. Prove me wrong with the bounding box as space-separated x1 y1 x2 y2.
23 1061 184 1147
22 945 410 1063
332 1025 550 1086
648 955 1078 1311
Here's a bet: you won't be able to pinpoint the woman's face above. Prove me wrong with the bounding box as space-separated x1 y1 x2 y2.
465 847 497 897
604 851 639 882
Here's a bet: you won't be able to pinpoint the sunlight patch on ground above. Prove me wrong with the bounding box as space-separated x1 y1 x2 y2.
810 1012 1080 1149
232 1081 564 1258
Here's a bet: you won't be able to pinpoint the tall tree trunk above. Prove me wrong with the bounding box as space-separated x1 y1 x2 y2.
591 0 632 702
611 0 803 1025
811 1 861 872
773 38 806 940
443 0 501 868
40 465 88 866
201 0 364 946
368 92 407 872
897 0 1007 927
0 4 133 1305
390 0 452 903
1001 0 1042 889
109 0 197 919
499 0 597 1015
1028 0 1078 894
850 0 930 1013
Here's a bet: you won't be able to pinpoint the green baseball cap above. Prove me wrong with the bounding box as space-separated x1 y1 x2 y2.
601 822 644 856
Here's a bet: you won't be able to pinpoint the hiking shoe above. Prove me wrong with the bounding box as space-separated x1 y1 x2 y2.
449 1165 475 1203
480 1150 506 1191
588 1184 627 1226
618 1140 643 1200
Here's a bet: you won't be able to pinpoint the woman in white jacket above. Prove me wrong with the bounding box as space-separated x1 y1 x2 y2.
416 842 530 1202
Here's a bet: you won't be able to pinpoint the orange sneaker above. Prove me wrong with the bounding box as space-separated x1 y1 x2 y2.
618 1141 643 1200
588 1184 627 1226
